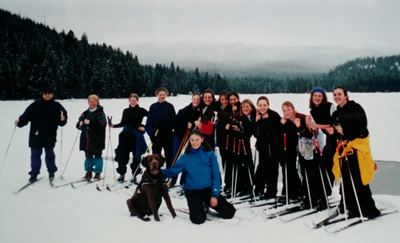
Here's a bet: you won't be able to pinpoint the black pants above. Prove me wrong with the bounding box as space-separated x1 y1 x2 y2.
340 151 380 217
185 188 236 224
300 152 327 208
255 152 279 197
152 130 173 168
280 150 302 199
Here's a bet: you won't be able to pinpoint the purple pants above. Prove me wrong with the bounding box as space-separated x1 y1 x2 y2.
29 147 57 176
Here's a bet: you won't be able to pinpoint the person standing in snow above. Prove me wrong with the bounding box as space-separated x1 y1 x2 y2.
253 96 283 200
305 87 336 210
162 130 236 224
171 93 201 185
214 91 230 175
223 92 242 195
194 89 217 149
280 101 310 203
77 94 107 181
15 88 68 183
327 87 380 218
109 93 148 183
146 87 176 168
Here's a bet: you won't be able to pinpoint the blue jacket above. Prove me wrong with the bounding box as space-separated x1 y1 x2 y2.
162 146 221 198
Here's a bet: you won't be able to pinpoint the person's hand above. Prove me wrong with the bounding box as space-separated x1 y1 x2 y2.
187 122 192 129
15 120 19 126
194 120 202 129
232 125 238 131
138 127 145 132
210 197 218 207
79 121 83 127
294 118 301 128
256 113 261 122
326 127 334 135
225 124 230 130
334 125 343 135
84 119 90 125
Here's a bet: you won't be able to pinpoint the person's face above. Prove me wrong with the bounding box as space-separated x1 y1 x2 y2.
282 105 294 119
333 89 348 107
157 91 167 103
191 95 201 108
242 103 253 116
189 134 204 150
229 95 239 106
203 93 213 106
42 92 53 101
89 98 98 109
219 95 228 108
129 97 138 107
312 92 324 107
257 99 269 115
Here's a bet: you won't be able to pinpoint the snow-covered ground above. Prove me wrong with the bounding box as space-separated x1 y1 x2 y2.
0 93 399 243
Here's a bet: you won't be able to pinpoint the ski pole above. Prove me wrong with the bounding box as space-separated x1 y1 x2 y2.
59 111 64 174
284 133 288 206
59 130 80 180
339 134 365 222
167 129 190 188
0 125 17 174
312 129 330 209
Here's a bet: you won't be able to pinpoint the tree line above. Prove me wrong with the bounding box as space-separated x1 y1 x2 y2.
0 9 399 100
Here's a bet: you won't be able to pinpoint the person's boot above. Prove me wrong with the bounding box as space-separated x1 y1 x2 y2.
117 174 125 183
93 173 101 180
29 175 37 183
49 173 55 182
83 171 92 181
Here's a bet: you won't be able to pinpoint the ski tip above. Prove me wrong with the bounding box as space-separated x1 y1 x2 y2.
96 184 102 191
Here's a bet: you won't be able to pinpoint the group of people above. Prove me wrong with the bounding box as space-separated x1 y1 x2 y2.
16 85 380 224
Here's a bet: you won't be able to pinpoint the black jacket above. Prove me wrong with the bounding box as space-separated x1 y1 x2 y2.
173 103 200 138
254 109 283 158
113 105 148 130
332 100 369 141
17 98 67 148
76 105 107 152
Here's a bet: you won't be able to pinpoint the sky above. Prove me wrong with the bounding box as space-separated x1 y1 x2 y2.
1 0 400 49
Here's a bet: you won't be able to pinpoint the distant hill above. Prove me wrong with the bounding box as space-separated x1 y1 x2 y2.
120 42 399 78
1 8 399 100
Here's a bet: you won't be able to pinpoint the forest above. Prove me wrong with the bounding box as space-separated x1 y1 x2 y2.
1 9 399 100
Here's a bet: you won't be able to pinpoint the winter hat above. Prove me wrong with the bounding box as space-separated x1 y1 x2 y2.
42 87 54 94
311 87 324 95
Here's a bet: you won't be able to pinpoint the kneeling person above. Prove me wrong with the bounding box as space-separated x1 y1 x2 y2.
162 130 236 224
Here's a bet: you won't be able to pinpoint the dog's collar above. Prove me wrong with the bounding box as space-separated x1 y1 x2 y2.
138 171 167 192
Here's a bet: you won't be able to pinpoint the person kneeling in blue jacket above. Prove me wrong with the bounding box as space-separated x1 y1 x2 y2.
162 130 236 224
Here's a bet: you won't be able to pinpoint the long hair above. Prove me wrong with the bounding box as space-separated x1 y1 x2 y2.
199 89 216 110
240 99 256 117
184 130 213 154
282 101 297 117
309 88 328 109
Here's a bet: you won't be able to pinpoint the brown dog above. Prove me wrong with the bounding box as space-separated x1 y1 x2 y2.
126 154 176 221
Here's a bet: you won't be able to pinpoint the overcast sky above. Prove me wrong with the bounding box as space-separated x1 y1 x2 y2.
1 0 400 49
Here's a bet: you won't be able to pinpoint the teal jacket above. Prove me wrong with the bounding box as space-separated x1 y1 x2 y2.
162 146 221 198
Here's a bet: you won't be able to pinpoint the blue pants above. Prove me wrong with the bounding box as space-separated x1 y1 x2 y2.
84 157 103 174
30 147 57 176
